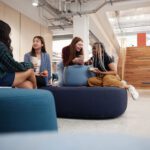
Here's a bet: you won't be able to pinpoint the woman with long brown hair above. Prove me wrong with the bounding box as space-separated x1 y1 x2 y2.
62 37 84 66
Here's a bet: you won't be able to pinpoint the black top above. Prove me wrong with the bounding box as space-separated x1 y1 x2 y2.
76 51 81 57
92 52 114 71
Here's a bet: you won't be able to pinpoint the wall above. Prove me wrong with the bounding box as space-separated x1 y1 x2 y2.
124 46 150 89
0 2 52 61
0 2 20 60
117 48 126 80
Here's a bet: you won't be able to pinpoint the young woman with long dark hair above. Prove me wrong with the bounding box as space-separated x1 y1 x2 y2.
0 20 37 89
24 36 51 87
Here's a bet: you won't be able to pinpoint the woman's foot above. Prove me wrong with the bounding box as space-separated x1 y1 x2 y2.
128 85 139 100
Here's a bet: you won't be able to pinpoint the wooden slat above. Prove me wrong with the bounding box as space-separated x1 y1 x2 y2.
124 46 150 89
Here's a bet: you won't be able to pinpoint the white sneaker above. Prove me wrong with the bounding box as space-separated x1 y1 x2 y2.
128 85 139 100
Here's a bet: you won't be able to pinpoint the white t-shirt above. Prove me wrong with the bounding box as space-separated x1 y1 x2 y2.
31 56 41 74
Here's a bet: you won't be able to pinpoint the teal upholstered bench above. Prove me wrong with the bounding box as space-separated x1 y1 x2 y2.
0 88 57 133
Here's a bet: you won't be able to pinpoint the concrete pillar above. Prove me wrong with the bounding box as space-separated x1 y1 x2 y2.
73 15 89 60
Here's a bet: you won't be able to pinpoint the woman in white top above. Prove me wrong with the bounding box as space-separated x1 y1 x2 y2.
24 36 51 88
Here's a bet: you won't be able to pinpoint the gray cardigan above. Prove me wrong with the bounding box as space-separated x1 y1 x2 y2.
24 52 51 84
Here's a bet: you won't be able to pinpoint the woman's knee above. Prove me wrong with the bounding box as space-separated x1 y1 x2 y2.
25 69 35 79
26 68 34 75
103 75 113 80
25 81 34 89
19 81 33 89
88 77 102 86
88 77 96 83
103 75 122 87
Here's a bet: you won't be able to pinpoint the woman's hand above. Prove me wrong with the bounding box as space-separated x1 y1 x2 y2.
72 57 84 65
40 70 48 77
93 68 101 74
89 68 101 74
85 59 93 65
35 73 40 76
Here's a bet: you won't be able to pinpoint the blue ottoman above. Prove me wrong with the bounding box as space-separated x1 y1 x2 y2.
0 88 57 133
63 65 94 86
42 86 127 119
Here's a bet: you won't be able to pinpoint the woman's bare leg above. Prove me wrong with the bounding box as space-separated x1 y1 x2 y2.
13 69 37 89
27 70 37 88
120 80 139 100
16 81 33 89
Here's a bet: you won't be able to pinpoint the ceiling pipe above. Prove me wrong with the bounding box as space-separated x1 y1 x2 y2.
40 0 140 30
39 0 61 17
39 0 73 27
109 0 113 5
82 0 140 15
48 25 72 30
40 0 141 17
58 0 62 11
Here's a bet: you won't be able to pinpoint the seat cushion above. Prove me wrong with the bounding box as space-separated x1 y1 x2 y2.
63 65 94 86
42 86 128 119
0 88 57 133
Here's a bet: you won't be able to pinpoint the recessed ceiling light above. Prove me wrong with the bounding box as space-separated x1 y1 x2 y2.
32 0 39 7
126 17 130 20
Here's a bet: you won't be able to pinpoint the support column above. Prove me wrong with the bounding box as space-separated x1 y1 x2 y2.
73 15 89 60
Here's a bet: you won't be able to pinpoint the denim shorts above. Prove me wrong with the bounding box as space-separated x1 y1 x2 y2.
0 72 15 87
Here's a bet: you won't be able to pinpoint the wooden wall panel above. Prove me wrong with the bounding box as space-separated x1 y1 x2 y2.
117 48 126 80
0 2 5 19
40 26 53 73
0 2 20 60
124 46 150 89
40 26 52 59
4 4 20 60
20 14 41 61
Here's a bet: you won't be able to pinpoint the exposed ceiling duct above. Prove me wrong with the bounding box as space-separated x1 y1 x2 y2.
35 0 137 30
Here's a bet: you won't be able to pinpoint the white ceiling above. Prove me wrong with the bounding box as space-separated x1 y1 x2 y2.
1 0 150 49
1 0 47 26
107 7 150 36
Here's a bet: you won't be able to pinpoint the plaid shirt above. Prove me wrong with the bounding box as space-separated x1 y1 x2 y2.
0 42 33 78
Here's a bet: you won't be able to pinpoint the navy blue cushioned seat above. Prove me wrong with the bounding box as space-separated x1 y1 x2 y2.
0 88 57 133
42 86 127 119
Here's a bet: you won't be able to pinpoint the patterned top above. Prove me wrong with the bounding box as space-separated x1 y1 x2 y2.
0 41 33 79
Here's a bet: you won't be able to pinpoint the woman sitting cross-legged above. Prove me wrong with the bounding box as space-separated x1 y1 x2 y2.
87 42 139 100
0 20 37 89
